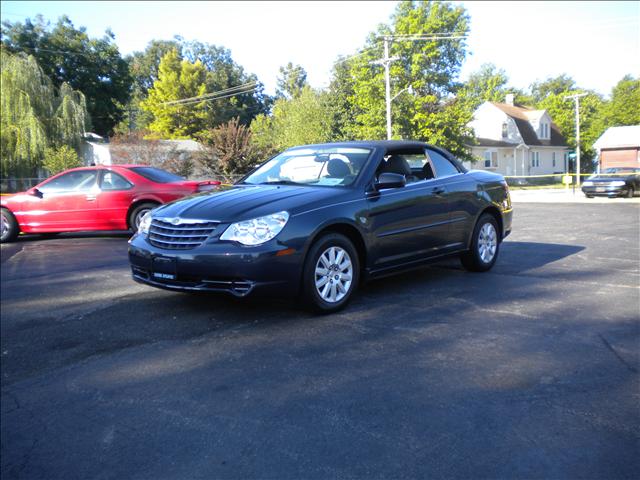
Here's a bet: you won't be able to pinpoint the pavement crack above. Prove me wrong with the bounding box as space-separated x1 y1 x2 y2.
598 333 638 374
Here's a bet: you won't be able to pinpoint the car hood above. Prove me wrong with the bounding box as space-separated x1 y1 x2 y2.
152 184 353 222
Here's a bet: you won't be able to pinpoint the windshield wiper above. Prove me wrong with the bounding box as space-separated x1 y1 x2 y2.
259 180 303 186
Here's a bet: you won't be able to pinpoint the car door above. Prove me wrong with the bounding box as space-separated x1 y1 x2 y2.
95 169 136 230
28 169 100 231
367 155 452 268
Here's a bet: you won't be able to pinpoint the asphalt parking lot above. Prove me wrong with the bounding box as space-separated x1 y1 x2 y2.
1 202 639 479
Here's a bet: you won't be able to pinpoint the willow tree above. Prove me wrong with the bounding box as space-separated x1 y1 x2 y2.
1 50 89 177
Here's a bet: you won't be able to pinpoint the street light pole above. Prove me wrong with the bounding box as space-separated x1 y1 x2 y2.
564 92 588 187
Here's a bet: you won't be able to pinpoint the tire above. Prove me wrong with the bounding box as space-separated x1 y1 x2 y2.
128 202 158 232
1 208 19 243
585 194 594 199
302 233 360 313
460 213 500 272
626 187 634 199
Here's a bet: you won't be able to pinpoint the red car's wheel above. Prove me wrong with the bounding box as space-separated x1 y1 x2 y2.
129 203 159 232
1 208 19 243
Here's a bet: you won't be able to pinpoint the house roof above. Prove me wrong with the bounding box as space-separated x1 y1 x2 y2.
491 102 567 147
472 138 519 147
593 126 640 150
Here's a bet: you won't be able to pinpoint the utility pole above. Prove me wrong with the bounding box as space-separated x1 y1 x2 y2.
371 33 466 140
564 92 588 187
371 37 399 140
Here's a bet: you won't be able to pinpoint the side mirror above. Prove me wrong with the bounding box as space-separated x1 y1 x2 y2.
375 172 406 190
28 187 44 198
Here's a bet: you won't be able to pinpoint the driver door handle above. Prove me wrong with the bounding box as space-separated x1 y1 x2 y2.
431 187 445 195
85 195 97 201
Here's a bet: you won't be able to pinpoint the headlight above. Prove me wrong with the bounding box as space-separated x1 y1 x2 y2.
610 180 625 186
220 211 289 246
137 211 152 235
582 181 593 186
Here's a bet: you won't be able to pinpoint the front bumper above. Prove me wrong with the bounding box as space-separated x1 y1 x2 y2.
128 233 304 297
582 185 629 197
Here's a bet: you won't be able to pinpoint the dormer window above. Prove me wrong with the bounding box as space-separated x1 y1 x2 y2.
539 122 549 139
502 122 508 138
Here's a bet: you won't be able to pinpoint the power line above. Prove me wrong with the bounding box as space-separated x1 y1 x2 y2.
161 82 258 106
163 85 259 107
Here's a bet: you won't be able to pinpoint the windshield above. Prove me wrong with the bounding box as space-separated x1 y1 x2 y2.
601 168 640 175
241 147 372 187
129 167 184 183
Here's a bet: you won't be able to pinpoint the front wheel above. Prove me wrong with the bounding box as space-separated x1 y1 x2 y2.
302 233 360 313
1 208 19 243
460 213 500 272
626 187 635 198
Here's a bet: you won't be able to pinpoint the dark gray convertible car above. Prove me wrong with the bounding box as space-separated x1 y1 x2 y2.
129 141 513 312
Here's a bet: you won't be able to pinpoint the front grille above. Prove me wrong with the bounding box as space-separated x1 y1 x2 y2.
148 218 218 250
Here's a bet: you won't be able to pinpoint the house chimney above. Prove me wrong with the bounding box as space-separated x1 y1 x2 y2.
505 93 515 106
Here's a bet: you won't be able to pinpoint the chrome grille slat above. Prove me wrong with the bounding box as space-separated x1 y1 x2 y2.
148 218 218 250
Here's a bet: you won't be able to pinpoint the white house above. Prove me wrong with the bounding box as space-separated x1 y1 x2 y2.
592 125 640 171
464 94 569 176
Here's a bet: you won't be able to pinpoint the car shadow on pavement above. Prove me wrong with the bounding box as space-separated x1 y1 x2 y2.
11 231 132 243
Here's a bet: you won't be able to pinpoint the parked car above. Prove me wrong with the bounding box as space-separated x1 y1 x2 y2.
582 167 640 198
129 141 513 312
1 165 219 242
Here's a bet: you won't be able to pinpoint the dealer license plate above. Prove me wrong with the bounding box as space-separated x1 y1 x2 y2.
152 256 176 280
596 187 605 192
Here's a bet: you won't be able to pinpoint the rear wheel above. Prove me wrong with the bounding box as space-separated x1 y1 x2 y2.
460 213 500 272
1 208 19 243
128 202 158 232
585 194 594 199
302 233 360 313
626 186 634 198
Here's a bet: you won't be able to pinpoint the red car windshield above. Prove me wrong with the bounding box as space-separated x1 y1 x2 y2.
129 167 184 183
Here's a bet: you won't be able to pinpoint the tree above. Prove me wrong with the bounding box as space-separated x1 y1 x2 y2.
604 75 640 126
251 86 332 152
42 145 81 174
339 0 474 159
198 117 259 179
276 62 308 99
530 74 576 103
140 50 209 139
1 50 88 178
458 63 510 110
537 90 606 171
1 15 132 136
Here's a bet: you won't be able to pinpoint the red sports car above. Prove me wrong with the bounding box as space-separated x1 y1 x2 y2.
1 165 219 242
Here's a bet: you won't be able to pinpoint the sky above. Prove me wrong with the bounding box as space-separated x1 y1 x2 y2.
1 1 639 97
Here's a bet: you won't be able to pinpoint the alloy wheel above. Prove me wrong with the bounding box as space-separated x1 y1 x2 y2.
478 222 497 263
1 211 8 238
314 246 353 303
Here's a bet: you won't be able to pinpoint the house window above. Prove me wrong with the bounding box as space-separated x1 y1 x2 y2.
540 123 549 139
552 152 556 167
501 122 508 138
530 151 540 167
484 151 497 168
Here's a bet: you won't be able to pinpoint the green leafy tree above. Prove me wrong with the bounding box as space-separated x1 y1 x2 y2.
1 15 132 135
530 74 576 103
140 50 209 139
1 50 88 177
326 58 358 141
251 86 332 152
341 0 473 159
42 145 81 174
604 75 640 126
537 90 606 171
459 63 510 110
276 62 308 99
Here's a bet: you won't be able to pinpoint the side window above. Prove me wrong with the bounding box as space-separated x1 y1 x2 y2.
38 170 98 194
426 149 460 178
101 171 133 191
